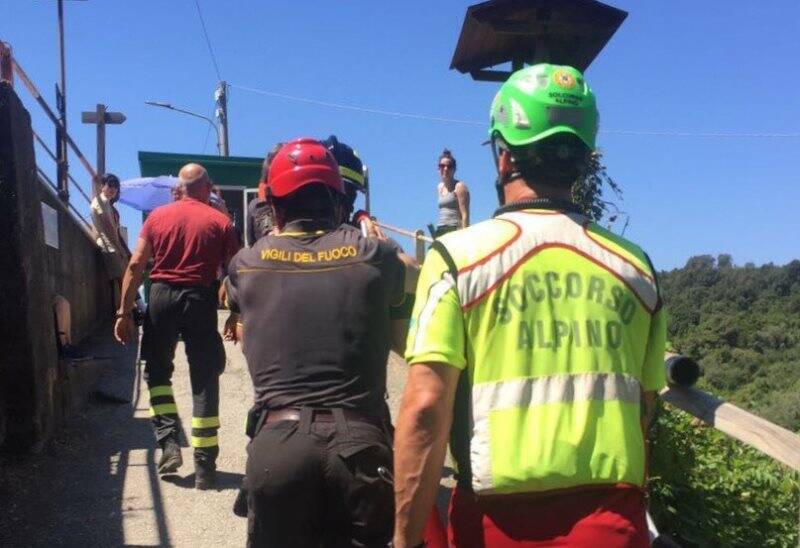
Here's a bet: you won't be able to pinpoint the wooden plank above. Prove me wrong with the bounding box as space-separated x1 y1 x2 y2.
414 230 426 264
377 221 434 244
660 384 800 471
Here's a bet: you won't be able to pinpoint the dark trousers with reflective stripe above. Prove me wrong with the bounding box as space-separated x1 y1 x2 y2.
143 282 225 462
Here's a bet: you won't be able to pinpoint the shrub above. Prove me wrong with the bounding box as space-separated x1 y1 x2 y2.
649 403 799 547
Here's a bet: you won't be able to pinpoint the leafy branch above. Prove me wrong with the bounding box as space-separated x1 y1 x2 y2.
572 150 626 231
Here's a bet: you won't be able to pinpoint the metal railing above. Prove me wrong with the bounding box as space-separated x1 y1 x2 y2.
376 221 433 263
2 41 98 236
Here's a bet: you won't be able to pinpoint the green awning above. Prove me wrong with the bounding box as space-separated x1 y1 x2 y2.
138 151 263 189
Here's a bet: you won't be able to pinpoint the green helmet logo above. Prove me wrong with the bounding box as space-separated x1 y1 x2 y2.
490 63 598 149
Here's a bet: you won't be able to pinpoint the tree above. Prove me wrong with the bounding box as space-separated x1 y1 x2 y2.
717 254 733 269
572 150 623 224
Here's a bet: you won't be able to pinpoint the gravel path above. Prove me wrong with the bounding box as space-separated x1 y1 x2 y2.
0 313 413 547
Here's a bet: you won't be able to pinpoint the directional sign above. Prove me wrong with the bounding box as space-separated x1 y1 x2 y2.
81 110 126 124
82 103 126 183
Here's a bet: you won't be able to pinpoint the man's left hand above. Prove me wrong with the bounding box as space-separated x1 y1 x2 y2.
354 211 388 241
223 312 239 344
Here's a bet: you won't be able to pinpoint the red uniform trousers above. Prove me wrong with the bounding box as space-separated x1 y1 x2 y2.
447 485 649 547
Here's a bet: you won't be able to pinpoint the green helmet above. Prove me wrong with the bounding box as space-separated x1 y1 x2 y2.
489 63 598 149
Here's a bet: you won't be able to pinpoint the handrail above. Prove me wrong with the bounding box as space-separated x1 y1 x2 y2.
33 129 93 206
377 221 434 244
10 50 98 199
375 222 433 264
660 381 800 471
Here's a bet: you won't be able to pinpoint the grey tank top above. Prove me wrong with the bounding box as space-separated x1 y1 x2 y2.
437 184 460 227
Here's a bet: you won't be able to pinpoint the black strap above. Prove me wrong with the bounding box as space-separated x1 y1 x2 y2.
332 408 350 439
428 239 475 493
430 240 458 281
493 197 584 217
298 408 313 435
643 251 664 313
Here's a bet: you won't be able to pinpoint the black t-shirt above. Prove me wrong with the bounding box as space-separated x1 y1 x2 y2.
226 220 405 416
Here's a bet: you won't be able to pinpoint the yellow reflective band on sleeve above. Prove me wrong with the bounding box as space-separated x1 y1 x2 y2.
339 165 365 186
150 403 178 416
191 435 219 448
192 416 220 428
148 386 174 398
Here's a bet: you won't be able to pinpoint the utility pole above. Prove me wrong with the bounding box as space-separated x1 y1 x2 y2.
81 104 126 195
55 0 69 202
0 41 13 85
215 80 229 156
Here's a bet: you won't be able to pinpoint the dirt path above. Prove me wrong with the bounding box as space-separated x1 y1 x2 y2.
0 313 412 547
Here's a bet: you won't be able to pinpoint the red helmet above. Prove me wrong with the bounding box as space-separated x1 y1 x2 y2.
264 138 343 199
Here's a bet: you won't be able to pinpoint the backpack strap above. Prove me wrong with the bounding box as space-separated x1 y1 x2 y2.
430 240 458 281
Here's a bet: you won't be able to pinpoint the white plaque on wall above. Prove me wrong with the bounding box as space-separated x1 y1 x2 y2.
41 202 59 249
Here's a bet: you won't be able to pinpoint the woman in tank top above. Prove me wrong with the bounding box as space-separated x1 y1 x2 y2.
435 149 470 238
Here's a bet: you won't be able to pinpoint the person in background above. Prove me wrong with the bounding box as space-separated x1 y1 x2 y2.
114 163 240 490
394 64 666 547
91 173 131 310
246 142 283 247
323 134 418 352
171 181 185 202
53 294 83 360
210 185 231 218
434 148 469 238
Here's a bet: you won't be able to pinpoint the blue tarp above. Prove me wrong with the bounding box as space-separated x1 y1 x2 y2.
119 176 179 212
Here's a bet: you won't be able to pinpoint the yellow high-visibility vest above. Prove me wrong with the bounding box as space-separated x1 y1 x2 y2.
406 207 667 495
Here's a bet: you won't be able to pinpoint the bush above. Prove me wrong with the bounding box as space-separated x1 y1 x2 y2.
649 403 799 547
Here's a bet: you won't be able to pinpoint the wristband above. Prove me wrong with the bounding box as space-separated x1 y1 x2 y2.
115 311 132 319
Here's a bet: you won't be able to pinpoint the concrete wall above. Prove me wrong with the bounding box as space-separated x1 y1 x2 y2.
0 82 112 452
40 186 112 344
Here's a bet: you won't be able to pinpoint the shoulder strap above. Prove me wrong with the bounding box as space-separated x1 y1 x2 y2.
430 240 458 280
643 252 663 313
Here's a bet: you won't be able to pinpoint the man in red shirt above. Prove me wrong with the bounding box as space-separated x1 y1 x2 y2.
115 163 240 490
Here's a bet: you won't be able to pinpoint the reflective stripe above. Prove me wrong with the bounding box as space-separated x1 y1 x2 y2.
275 230 327 237
192 416 220 429
411 274 456 355
150 403 178 416
148 386 173 398
191 435 219 448
339 165 365 186
456 212 659 312
470 372 642 493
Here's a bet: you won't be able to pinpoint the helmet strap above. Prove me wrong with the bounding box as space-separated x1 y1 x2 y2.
491 135 525 206
321 184 344 227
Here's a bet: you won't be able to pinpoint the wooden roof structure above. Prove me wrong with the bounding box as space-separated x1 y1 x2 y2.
450 0 627 82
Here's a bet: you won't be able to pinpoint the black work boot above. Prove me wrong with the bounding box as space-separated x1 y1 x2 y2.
232 485 248 517
157 437 183 475
195 449 217 490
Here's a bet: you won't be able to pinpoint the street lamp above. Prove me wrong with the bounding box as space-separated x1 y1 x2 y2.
144 100 222 155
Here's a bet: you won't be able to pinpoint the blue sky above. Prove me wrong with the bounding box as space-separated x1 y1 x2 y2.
4 0 799 270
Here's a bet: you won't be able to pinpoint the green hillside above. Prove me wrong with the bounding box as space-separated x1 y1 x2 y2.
649 256 800 546
662 255 800 430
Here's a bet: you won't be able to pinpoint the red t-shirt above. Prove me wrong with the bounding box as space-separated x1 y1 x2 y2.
141 198 240 286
